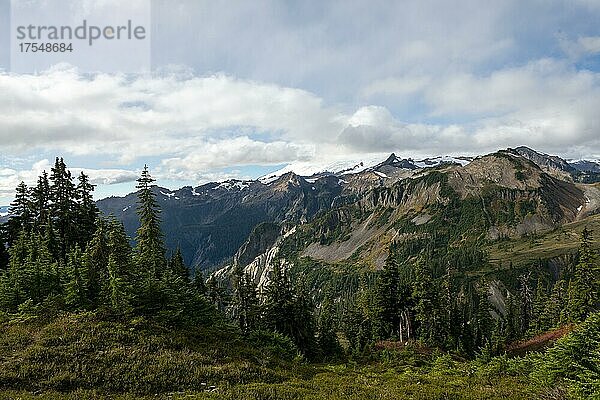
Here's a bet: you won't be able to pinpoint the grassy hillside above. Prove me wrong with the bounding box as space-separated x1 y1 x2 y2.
0 313 303 397
487 214 600 267
0 312 549 399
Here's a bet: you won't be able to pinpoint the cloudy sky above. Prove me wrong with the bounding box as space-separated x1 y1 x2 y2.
1 0 600 203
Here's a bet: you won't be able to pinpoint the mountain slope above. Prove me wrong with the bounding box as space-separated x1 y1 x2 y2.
97 147 599 273
207 148 600 318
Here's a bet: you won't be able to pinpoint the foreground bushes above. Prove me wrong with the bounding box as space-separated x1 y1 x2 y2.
531 312 600 398
0 313 304 395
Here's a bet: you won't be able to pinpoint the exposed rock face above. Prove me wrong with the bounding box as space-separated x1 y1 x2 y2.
512 146 576 178
513 146 600 183
234 222 281 268
447 152 544 195
302 212 390 265
214 226 296 293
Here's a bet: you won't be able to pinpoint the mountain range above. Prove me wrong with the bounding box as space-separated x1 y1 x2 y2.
95 146 600 281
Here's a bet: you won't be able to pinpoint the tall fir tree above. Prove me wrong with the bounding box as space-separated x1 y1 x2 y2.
75 172 99 249
316 293 342 360
27 233 57 304
1 231 30 310
31 171 50 233
6 182 33 244
232 264 259 334
104 218 133 313
84 219 110 308
65 246 88 310
134 165 165 279
168 247 189 283
544 279 568 328
290 279 317 359
567 227 598 322
529 277 549 334
262 263 294 335
192 266 207 296
412 259 445 346
377 246 401 338
49 157 78 260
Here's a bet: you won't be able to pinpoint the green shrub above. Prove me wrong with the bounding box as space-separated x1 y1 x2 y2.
248 330 301 362
532 312 600 398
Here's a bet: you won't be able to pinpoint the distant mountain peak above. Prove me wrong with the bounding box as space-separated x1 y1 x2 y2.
510 146 576 174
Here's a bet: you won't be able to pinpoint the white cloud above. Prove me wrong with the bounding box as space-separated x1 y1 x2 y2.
361 76 431 98
2 51 600 202
559 35 600 59
0 158 139 201
159 136 315 180
0 66 343 160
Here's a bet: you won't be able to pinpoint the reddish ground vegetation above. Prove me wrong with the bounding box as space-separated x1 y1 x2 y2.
506 325 575 356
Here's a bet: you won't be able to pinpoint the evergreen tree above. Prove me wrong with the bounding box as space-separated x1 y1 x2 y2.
0 226 8 271
377 247 401 338
132 166 170 316
469 281 492 353
529 277 549 334
262 263 294 334
317 294 342 360
545 279 568 328
43 219 60 262
84 219 110 308
412 259 444 346
516 272 534 334
134 165 165 279
6 182 33 244
65 246 88 310
27 233 57 304
290 279 317 359
0 231 29 310
441 264 459 350
75 172 98 248
206 275 226 312
31 171 50 233
49 158 78 260
192 266 207 296
232 264 259 334
504 289 525 342
342 277 379 352
104 218 133 313
567 227 598 322
168 247 189 282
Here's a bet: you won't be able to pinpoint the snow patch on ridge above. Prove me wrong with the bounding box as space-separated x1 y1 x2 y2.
414 156 472 168
259 153 474 183
213 180 250 191
259 153 390 182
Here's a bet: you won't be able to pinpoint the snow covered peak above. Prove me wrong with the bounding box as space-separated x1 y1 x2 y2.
213 180 251 191
259 153 473 182
160 190 176 198
414 156 473 168
259 153 390 183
